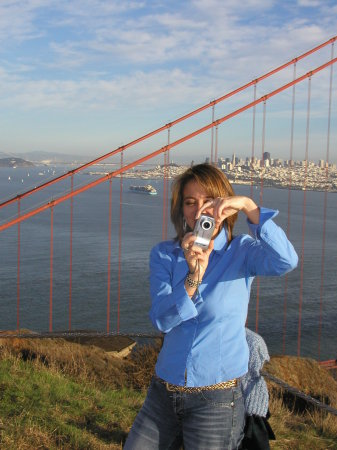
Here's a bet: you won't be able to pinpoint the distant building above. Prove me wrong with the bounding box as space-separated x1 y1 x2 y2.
263 152 271 165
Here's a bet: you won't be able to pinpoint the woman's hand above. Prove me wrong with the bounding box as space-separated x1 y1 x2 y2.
181 232 214 280
196 196 260 227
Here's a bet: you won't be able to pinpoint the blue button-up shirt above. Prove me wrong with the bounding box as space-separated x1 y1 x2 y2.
149 207 298 387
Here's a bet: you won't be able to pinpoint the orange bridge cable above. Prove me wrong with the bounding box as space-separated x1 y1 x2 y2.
162 128 170 240
318 43 334 361
214 125 219 166
1 57 336 234
256 100 267 333
1 38 336 211
162 150 168 241
298 77 312 357
211 105 215 164
117 150 124 333
164 128 171 240
283 62 297 354
49 207 54 333
318 188 328 361
250 83 257 200
69 175 74 331
17 199 21 331
165 128 171 239
107 178 113 334
259 101 266 207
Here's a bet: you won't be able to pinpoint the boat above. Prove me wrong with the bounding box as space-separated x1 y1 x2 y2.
129 184 157 195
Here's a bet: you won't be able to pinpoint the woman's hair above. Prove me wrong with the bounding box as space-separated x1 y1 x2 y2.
171 163 238 242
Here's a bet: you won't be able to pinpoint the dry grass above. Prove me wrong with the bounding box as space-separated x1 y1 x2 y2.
265 355 337 408
265 356 337 449
0 336 336 449
0 335 127 389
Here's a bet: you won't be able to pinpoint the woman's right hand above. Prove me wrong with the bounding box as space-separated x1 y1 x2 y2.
181 232 214 279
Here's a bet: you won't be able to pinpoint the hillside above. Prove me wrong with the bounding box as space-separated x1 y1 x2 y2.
0 157 35 168
0 336 336 449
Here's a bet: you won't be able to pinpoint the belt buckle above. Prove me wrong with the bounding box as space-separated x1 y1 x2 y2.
165 382 177 392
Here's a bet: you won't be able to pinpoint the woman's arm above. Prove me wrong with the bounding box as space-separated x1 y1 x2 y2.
149 243 199 333
197 197 298 276
244 207 298 276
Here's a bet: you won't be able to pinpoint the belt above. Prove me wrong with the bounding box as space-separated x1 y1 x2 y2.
156 376 237 393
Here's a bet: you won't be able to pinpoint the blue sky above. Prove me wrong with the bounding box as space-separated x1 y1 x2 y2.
0 0 336 163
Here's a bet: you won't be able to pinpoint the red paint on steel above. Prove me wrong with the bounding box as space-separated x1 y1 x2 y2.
283 63 297 354
162 150 168 241
319 360 337 369
1 37 335 211
1 57 336 234
117 151 124 333
17 199 20 331
49 206 54 332
298 77 312 357
69 175 74 330
318 44 334 361
250 83 257 200
214 125 219 166
255 101 267 333
211 105 215 164
107 178 113 333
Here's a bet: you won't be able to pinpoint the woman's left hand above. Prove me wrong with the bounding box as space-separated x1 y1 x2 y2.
196 196 260 226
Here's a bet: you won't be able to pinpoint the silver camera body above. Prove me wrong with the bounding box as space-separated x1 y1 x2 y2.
193 215 215 249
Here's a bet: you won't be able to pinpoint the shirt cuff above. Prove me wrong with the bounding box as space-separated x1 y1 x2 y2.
175 279 199 321
247 207 279 238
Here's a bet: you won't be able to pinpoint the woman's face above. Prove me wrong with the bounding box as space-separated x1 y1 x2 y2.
182 180 220 236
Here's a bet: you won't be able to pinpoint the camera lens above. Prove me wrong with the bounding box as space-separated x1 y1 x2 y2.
201 219 212 230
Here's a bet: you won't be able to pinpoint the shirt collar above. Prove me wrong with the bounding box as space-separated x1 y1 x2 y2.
213 227 228 252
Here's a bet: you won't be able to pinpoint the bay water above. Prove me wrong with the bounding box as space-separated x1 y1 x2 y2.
0 166 336 361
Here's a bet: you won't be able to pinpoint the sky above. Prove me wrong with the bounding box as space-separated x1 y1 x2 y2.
0 0 336 164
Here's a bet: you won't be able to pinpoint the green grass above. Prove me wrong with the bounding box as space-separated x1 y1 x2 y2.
0 356 145 449
0 339 336 449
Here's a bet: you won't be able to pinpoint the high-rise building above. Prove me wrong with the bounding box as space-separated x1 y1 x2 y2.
263 152 271 164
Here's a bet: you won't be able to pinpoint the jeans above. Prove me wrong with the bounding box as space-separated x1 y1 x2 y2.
124 377 245 450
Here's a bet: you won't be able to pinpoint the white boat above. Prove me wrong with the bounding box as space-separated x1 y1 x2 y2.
129 184 157 195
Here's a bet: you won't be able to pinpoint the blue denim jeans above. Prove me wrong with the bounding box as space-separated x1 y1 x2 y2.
124 377 245 450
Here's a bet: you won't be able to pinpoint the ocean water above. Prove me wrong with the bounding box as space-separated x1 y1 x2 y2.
0 166 336 361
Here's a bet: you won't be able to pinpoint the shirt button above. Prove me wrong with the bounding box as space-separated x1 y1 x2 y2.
231 401 234 407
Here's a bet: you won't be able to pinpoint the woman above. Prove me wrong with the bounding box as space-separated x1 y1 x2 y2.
124 163 298 450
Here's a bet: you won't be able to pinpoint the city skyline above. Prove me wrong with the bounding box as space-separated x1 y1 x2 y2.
0 1 336 163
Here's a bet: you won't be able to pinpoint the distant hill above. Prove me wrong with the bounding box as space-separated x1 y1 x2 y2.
18 151 90 164
0 157 35 168
0 151 91 165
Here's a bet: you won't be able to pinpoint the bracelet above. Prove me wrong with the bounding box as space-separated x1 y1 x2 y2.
185 273 202 289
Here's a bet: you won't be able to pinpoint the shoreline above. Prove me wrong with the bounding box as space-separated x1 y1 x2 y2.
86 170 337 193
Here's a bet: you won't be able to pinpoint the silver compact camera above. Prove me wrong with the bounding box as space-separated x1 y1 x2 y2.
193 215 215 249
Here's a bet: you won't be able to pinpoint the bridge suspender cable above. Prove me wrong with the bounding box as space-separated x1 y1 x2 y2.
297 76 312 356
1 56 336 234
318 42 334 361
283 62 297 355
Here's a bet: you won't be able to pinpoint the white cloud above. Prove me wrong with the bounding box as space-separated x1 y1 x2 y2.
0 0 49 43
0 65 217 111
0 0 335 161
297 0 321 6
